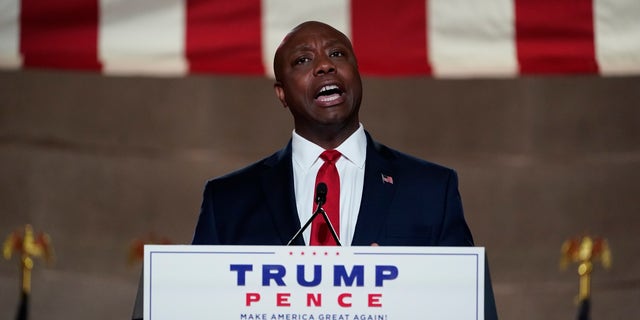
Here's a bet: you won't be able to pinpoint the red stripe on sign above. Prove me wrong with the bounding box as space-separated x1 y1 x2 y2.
515 0 598 74
20 0 101 70
187 0 263 75
351 0 431 76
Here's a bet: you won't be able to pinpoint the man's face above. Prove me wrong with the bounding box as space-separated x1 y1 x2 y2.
274 22 362 138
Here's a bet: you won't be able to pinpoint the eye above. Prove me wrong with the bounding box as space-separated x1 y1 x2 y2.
294 56 311 65
330 51 345 58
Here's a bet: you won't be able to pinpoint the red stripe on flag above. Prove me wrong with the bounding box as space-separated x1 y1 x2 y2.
187 0 263 75
351 0 431 76
20 0 101 70
515 0 598 74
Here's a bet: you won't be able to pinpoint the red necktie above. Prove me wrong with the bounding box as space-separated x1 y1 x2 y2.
310 150 341 246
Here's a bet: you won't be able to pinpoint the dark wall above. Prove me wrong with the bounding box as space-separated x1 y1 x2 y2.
1 70 639 319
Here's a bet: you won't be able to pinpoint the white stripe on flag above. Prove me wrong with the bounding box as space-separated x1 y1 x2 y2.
594 0 640 75
0 0 22 68
99 0 187 76
429 0 517 77
261 0 351 78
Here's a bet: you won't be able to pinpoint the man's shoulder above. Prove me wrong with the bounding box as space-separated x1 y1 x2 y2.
206 146 289 186
372 139 455 175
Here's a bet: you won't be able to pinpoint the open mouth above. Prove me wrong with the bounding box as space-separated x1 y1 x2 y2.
314 84 344 102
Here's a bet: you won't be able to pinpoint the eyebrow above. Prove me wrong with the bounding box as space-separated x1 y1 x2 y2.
291 39 347 53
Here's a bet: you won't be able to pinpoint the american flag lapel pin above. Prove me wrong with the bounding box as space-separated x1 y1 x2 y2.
381 173 394 184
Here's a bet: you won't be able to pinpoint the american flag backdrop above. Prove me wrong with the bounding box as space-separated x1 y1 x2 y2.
0 0 638 78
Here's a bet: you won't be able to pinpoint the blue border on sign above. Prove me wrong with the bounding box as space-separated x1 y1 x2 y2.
353 251 480 320
148 250 276 320
148 249 480 320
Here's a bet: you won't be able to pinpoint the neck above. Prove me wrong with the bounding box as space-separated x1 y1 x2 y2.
296 122 359 150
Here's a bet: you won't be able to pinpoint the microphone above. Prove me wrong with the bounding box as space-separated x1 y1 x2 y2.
286 183 341 246
315 182 327 207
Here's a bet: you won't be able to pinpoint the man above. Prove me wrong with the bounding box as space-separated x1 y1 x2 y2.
133 21 498 319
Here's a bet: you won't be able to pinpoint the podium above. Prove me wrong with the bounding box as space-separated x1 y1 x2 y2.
143 245 484 319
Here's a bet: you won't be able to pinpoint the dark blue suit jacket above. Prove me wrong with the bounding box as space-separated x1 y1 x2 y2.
191 132 497 319
133 132 498 319
193 133 473 247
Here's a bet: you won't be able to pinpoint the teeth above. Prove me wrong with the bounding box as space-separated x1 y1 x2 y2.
318 94 340 102
319 85 339 93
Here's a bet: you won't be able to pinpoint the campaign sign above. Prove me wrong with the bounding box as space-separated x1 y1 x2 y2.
144 245 484 320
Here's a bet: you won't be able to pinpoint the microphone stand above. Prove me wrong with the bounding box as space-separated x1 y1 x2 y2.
318 207 341 246
286 190 341 246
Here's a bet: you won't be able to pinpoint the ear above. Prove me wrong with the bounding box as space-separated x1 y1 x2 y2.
274 81 287 108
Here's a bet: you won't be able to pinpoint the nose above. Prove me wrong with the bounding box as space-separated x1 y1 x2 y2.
314 54 336 76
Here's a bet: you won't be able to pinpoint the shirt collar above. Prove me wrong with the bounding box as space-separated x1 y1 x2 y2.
292 124 367 171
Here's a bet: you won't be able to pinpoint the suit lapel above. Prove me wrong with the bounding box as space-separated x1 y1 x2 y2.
260 134 396 246
260 142 305 246
351 134 397 246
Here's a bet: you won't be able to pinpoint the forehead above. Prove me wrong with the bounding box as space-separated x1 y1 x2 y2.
281 23 352 52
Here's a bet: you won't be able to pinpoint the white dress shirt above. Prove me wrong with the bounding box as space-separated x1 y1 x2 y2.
291 124 367 246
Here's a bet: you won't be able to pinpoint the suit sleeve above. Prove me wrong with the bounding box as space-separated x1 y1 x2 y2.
131 181 222 320
438 170 499 319
131 271 143 320
436 170 474 246
192 181 221 245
